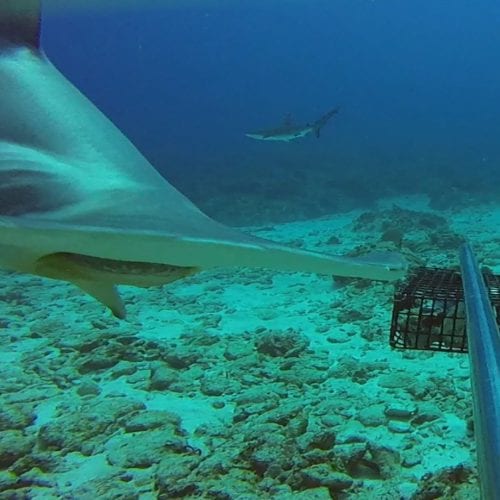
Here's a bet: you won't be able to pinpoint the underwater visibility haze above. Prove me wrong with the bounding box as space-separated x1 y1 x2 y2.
0 0 499 498
43 0 500 224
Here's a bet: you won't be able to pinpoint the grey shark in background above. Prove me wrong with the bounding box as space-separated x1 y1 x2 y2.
246 107 339 142
0 0 406 318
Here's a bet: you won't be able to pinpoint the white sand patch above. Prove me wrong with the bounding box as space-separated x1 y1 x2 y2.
98 377 233 436
56 452 114 488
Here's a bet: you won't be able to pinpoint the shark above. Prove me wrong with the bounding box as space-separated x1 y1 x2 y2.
0 0 407 319
245 107 339 142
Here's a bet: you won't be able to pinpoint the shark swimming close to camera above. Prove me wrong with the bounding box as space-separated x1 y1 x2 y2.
0 0 406 318
245 107 339 142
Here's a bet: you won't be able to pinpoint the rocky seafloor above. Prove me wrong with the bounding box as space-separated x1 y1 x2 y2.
0 195 494 499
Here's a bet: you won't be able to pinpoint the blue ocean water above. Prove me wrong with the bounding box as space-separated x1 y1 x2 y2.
43 0 500 224
2 2 496 498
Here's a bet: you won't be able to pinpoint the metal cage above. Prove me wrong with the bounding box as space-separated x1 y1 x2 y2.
390 267 500 353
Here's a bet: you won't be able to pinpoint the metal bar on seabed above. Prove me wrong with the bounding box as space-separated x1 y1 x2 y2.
459 243 500 500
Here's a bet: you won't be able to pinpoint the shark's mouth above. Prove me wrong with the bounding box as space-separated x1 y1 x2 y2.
48 252 198 278
32 252 199 311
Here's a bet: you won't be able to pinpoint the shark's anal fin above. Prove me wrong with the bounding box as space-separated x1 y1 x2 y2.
0 0 41 49
35 253 126 319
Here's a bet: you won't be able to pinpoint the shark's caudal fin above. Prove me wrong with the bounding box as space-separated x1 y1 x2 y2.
313 107 340 138
0 0 41 48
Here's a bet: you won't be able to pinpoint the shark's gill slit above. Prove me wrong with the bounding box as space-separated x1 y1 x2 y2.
0 170 74 216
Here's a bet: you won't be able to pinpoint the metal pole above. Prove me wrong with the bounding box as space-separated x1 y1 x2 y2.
459 243 500 500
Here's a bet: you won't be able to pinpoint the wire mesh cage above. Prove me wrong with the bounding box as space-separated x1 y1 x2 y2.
390 267 500 353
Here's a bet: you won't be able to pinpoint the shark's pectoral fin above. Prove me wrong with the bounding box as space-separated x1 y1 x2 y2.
34 253 126 318
73 280 126 319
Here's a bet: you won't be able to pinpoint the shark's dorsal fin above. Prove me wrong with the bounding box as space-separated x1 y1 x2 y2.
283 112 294 127
0 0 41 49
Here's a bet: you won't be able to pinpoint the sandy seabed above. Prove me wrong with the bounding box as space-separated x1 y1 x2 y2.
0 195 492 499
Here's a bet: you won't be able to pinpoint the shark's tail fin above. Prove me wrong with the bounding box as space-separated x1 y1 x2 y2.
0 0 41 49
313 106 340 138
